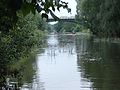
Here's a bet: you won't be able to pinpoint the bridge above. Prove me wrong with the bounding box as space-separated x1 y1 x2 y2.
47 16 81 24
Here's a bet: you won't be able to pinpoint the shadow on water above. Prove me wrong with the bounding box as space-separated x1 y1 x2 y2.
76 35 120 90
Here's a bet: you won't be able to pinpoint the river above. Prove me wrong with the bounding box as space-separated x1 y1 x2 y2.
21 34 120 90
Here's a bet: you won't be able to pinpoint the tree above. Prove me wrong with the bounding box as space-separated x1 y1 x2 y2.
0 0 71 33
76 0 120 37
0 12 46 89
54 22 77 33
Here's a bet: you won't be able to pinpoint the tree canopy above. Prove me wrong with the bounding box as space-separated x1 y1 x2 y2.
0 0 71 33
76 0 120 37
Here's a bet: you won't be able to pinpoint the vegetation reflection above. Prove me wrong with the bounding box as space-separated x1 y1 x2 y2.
76 35 120 90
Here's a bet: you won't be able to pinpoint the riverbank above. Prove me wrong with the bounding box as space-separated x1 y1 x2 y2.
93 37 120 44
54 32 92 36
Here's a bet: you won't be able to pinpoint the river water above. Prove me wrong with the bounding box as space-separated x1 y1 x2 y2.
22 34 120 90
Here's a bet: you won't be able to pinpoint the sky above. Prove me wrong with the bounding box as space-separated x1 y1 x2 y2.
51 0 77 17
49 0 77 24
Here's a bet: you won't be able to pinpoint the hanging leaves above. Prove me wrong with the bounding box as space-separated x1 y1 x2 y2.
52 6 55 11
67 8 71 13
36 4 43 13
55 0 60 5
21 0 71 19
41 13 48 20
49 9 59 21
21 2 31 16
4 0 71 23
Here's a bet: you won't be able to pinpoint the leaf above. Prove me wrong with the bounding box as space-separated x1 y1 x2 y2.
21 1 36 16
67 8 71 13
10 0 23 11
21 2 31 16
52 6 55 11
41 13 48 20
63 4 68 9
57 4 62 11
30 3 36 14
44 0 50 10
55 0 60 5
45 0 48 3
61 1 68 5
57 7 60 11
32 0 36 4
50 0 53 6
49 10 59 21
41 2 44 6
36 4 43 13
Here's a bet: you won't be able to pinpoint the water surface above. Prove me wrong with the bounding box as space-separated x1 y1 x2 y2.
22 34 120 90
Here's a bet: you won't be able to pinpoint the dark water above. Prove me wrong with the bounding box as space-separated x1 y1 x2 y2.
1 34 120 90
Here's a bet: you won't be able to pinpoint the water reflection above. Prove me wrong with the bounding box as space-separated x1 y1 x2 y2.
76 35 120 90
35 34 120 90
33 35 93 90
0 56 36 90
2 34 120 90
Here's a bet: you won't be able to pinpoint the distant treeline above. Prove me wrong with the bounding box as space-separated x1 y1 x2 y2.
76 0 120 37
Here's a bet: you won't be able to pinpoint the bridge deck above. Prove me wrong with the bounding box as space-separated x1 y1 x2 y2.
47 18 75 22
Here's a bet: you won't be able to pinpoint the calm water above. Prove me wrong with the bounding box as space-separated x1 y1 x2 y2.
21 34 120 90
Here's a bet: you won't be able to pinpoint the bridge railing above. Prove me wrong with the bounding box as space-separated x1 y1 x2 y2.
48 16 75 20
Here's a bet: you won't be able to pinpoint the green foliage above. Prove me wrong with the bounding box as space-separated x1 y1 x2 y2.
54 22 80 33
53 20 85 34
0 0 70 33
73 25 82 32
21 2 35 16
54 22 64 33
0 0 18 33
0 12 46 88
20 0 70 20
0 12 45 68
0 0 68 88
76 0 120 37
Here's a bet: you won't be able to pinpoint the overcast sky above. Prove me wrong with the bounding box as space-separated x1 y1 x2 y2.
52 0 77 17
49 0 77 24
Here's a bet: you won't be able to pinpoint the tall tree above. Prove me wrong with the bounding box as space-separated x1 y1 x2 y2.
76 0 120 37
